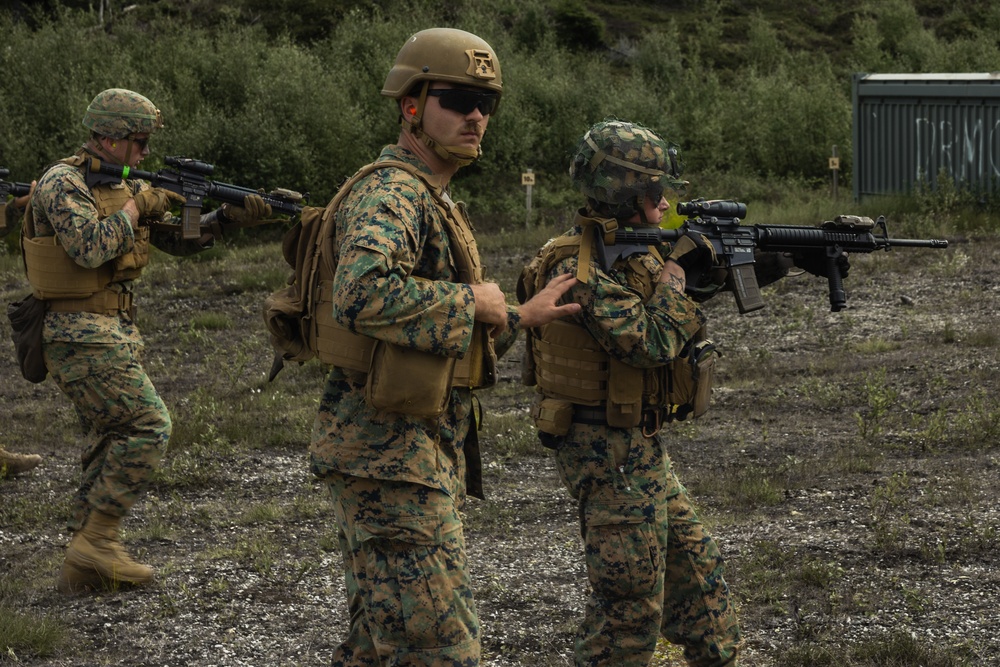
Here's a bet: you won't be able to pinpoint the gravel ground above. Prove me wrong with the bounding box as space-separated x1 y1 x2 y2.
2 232 998 666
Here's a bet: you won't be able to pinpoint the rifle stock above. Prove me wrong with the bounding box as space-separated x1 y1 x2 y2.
85 157 306 239
602 199 949 313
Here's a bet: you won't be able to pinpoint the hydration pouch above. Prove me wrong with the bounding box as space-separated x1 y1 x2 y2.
531 395 574 437
666 336 719 422
365 341 456 418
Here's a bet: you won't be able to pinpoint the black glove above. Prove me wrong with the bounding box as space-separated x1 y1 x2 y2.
668 233 717 285
791 251 850 279
686 266 729 303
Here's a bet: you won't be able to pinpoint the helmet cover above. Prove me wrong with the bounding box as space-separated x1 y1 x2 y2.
82 88 163 139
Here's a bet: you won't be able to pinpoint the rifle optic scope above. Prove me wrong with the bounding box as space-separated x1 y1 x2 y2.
677 199 747 220
165 156 214 176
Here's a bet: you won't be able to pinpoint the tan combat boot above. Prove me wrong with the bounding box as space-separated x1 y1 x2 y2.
0 447 42 476
57 511 154 595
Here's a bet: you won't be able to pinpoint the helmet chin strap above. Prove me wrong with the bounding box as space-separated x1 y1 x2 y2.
92 136 131 167
404 83 482 167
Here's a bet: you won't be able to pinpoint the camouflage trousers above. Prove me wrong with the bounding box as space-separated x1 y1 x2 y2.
552 423 740 667
325 472 479 667
43 341 171 532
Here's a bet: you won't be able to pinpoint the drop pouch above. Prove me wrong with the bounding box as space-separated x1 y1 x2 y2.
7 294 48 384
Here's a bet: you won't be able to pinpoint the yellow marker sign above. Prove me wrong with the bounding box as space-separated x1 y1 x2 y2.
521 172 536 186
829 157 840 170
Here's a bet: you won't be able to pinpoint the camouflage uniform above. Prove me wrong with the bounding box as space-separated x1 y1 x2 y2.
30 149 211 531
539 229 739 666
521 121 740 667
25 89 245 535
311 144 520 666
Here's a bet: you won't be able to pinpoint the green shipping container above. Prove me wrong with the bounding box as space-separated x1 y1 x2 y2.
852 72 1000 200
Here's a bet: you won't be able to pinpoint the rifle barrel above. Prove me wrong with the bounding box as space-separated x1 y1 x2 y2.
888 238 949 248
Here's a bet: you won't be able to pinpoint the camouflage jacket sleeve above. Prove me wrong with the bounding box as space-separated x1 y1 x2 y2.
30 164 135 267
553 250 705 369
331 165 476 358
492 306 521 359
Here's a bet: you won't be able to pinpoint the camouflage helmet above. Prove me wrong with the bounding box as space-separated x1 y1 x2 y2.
381 28 502 101
82 88 163 139
569 120 683 220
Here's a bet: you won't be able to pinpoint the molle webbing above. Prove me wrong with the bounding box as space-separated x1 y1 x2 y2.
23 234 114 300
531 318 648 427
532 318 607 404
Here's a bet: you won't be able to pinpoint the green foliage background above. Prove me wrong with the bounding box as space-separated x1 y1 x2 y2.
1 0 999 225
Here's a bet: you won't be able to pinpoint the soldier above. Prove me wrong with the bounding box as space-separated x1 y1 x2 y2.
518 119 729 667
309 28 580 666
22 88 272 594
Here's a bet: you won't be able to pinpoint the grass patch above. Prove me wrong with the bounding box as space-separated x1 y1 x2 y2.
0 605 65 660
480 410 540 461
189 312 233 330
773 628 977 666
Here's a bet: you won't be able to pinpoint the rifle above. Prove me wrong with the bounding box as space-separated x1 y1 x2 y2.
596 198 949 313
0 168 33 201
84 156 307 240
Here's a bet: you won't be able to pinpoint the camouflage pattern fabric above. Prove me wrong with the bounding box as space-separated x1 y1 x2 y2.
311 144 520 665
43 340 170 531
326 473 479 667
81 88 162 139
29 148 211 532
546 223 704 364
553 425 739 667
537 221 738 666
310 144 518 493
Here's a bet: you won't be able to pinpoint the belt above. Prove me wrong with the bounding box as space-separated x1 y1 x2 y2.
572 404 665 437
47 290 134 316
572 405 608 425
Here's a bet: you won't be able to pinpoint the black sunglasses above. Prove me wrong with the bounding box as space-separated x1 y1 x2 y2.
426 89 499 116
129 135 150 151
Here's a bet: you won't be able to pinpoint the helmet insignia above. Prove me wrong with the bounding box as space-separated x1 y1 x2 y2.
466 49 497 81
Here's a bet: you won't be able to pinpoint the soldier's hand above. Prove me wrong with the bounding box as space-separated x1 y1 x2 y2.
221 194 272 226
518 273 581 329
133 187 184 222
686 266 729 302
791 251 850 279
470 282 509 338
667 232 717 277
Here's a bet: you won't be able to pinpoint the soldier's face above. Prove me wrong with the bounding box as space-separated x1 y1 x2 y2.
422 84 490 152
630 193 669 226
105 133 150 168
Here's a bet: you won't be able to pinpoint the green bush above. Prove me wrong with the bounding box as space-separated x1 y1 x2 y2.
3 0 1000 219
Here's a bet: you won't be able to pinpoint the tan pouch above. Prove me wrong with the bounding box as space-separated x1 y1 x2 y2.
365 341 456 418
607 357 644 428
667 338 719 421
530 396 574 436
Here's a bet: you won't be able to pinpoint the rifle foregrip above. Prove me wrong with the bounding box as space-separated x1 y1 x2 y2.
729 264 765 313
827 255 847 312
